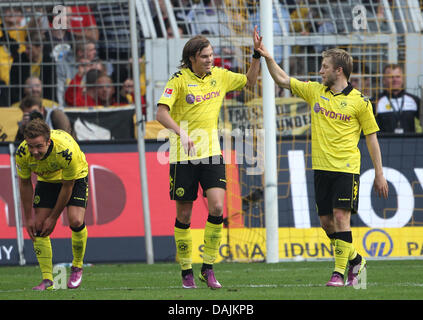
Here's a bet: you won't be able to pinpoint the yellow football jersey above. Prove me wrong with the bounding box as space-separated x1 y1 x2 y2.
15 129 88 182
290 78 379 174
158 67 247 163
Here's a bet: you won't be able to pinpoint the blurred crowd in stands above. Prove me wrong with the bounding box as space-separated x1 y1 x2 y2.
0 0 421 141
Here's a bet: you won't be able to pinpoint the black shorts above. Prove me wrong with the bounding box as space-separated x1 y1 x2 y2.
33 176 89 209
169 155 226 201
314 170 359 216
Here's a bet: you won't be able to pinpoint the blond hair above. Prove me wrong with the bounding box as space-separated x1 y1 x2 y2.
322 48 353 80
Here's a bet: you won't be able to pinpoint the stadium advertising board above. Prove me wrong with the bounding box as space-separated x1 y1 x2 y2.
190 226 423 262
0 136 422 264
224 97 311 136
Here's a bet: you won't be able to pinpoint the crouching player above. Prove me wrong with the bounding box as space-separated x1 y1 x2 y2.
16 118 89 290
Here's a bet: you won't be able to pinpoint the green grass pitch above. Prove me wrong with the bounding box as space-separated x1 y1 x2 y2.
1 260 422 301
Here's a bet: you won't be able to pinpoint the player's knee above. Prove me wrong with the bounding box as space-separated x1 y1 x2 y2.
68 217 85 230
209 203 224 216
319 215 333 232
176 209 192 225
333 209 350 226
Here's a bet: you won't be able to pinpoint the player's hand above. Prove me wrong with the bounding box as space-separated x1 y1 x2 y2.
253 25 269 58
180 130 196 157
39 217 57 237
373 174 389 199
26 218 37 241
253 25 262 50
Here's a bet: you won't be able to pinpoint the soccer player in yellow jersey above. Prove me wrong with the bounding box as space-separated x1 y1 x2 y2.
15 118 89 291
156 27 261 289
256 37 389 286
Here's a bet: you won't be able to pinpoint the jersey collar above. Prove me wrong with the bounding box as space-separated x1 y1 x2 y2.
325 82 354 96
41 139 54 160
188 67 212 80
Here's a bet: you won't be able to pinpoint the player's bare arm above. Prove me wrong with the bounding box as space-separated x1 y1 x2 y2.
19 177 36 241
254 27 290 89
156 103 196 156
40 179 75 237
365 132 389 199
245 25 261 88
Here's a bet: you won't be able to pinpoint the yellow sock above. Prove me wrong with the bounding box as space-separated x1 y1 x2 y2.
174 226 193 271
71 225 88 268
33 236 53 281
334 239 352 275
203 221 223 265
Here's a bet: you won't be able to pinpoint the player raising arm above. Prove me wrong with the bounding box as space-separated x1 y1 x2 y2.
155 26 261 289
16 118 89 291
255 31 388 286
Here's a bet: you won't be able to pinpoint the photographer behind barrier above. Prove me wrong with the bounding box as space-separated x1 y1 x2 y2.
15 96 73 143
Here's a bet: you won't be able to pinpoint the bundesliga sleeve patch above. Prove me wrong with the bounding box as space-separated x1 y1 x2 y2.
163 88 173 98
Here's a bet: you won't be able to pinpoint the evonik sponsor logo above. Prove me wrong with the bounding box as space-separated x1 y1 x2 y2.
313 103 351 122
186 91 221 104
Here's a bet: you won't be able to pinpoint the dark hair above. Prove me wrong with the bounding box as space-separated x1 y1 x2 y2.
178 35 211 69
86 69 105 86
24 118 51 141
19 96 43 112
383 63 403 74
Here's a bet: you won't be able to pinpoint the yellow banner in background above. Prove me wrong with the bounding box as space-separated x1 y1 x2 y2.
0 107 22 141
190 227 423 263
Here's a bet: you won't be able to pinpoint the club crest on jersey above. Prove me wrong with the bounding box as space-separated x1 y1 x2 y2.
163 88 173 98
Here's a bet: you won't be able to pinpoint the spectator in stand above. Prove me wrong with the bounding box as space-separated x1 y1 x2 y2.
0 6 26 104
64 59 106 107
43 5 74 45
15 95 73 143
94 73 116 107
56 40 98 107
111 58 146 113
350 64 372 102
65 68 102 107
92 1 145 103
375 64 421 134
11 76 59 109
9 31 56 104
0 6 27 54
93 2 140 62
67 6 99 42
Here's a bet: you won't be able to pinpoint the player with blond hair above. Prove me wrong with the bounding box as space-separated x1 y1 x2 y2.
255 37 389 286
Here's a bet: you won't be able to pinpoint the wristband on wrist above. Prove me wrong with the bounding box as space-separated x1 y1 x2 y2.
252 49 261 59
